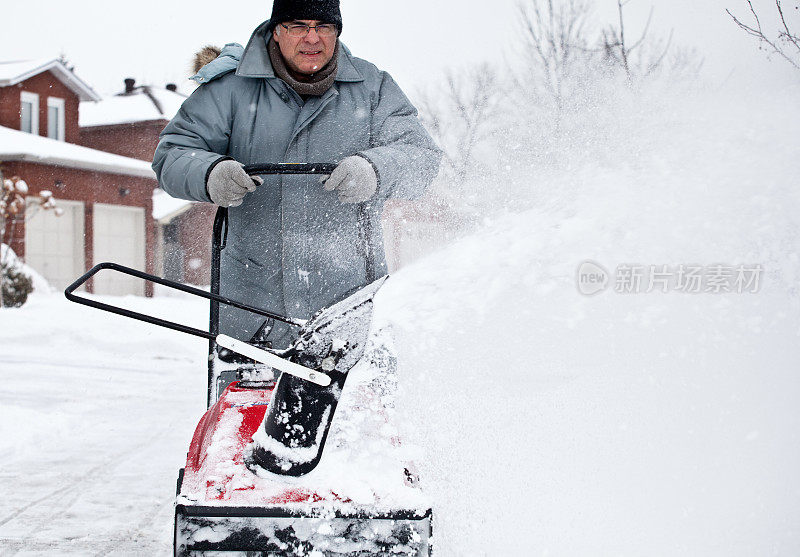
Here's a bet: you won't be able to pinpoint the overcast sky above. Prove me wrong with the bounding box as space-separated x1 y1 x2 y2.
1 0 794 97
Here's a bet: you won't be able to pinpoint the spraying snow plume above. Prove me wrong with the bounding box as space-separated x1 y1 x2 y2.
375 2 800 554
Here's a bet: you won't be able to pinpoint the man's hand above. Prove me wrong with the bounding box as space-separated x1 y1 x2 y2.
323 156 378 204
206 160 263 207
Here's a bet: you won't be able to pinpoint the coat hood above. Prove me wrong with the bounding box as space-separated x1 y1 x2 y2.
190 43 244 85
192 45 222 75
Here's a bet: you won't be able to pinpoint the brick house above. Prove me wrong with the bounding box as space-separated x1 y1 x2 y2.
0 59 157 296
79 78 217 286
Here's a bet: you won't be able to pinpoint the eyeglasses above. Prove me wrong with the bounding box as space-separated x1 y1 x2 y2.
280 23 338 38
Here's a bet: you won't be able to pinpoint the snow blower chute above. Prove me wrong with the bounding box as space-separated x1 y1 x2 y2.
64 163 432 556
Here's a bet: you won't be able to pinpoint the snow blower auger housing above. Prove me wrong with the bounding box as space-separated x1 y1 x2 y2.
64 163 432 556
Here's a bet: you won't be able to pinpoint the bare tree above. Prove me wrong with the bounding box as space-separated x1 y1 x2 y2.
416 64 502 203
601 1 686 81
514 0 700 89
727 0 800 71
514 0 596 114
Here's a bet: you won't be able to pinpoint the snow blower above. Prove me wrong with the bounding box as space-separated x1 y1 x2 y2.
64 164 432 556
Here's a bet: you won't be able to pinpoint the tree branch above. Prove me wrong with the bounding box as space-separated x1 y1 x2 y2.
617 0 630 76
776 0 800 53
727 2 800 70
628 7 654 53
644 29 674 77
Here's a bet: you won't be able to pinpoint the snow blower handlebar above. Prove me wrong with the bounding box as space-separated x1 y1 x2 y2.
63 262 334 388
63 262 307 342
243 163 337 175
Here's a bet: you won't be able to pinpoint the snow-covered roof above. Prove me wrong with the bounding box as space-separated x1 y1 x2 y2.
0 59 101 102
152 187 194 223
0 125 156 179
80 86 187 127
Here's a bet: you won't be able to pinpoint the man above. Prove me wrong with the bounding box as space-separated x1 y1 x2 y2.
153 0 441 349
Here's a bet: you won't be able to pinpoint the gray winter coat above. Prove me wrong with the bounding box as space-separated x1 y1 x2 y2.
153 21 441 347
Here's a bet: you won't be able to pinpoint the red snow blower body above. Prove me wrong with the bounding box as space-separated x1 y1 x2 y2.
175 381 431 555
65 164 432 556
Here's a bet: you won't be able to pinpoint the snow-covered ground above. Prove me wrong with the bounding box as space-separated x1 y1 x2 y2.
0 293 208 555
1 82 799 555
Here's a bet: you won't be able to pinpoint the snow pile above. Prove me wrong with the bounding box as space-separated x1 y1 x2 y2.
314 334 431 513
373 81 800 555
1 242 50 295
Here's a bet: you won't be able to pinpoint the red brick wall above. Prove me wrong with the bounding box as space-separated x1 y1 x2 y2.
80 120 167 162
177 204 216 285
1 160 156 295
0 86 20 131
0 71 81 143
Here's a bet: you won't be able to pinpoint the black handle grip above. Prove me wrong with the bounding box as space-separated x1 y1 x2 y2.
243 163 337 175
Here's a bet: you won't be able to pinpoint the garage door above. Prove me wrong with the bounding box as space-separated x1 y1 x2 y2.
93 204 145 296
24 198 85 290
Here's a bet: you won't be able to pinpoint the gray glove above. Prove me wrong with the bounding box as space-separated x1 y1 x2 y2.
206 159 262 207
323 156 378 204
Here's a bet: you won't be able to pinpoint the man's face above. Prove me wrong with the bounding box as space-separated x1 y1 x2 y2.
273 20 338 75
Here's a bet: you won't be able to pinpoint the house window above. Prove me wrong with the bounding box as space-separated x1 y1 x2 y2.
47 97 66 141
20 91 39 134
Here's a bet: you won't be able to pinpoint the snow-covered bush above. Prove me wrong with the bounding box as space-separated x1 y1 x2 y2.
0 257 33 308
0 174 61 307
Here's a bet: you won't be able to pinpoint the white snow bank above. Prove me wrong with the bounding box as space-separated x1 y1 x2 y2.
1 243 51 295
374 82 800 556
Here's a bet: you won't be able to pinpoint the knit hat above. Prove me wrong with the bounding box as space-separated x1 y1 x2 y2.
269 0 342 34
